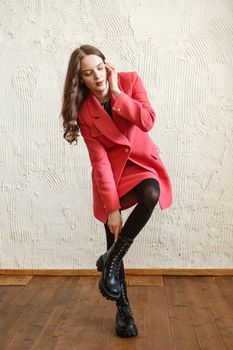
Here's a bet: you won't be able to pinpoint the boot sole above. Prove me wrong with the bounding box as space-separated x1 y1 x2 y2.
96 256 121 301
116 325 138 337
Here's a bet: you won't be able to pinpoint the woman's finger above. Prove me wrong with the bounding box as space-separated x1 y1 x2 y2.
106 63 115 69
105 63 115 72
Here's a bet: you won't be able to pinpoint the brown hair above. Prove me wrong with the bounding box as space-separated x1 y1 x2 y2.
59 44 106 144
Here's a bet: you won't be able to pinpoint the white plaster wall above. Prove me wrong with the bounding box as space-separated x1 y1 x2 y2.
0 0 233 269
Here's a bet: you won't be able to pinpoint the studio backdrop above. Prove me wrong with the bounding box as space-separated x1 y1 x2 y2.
0 0 232 270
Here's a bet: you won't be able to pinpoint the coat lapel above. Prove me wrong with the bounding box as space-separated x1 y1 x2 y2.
86 87 130 147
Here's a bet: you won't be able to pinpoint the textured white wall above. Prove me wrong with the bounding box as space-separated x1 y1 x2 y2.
0 0 233 269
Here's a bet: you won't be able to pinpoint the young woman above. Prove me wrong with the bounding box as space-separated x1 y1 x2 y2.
60 44 172 338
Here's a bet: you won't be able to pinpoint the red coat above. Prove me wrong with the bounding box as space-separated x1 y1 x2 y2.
77 71 172 223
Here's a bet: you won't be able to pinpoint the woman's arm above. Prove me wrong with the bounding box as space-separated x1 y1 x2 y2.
112 71 156 132
79 123 121 213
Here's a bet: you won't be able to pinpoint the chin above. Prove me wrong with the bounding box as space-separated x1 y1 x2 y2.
97 83 106 90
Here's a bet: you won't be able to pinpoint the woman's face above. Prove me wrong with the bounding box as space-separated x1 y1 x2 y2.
79 54 108 94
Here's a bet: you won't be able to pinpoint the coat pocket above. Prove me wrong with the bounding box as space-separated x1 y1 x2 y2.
151 144 160 159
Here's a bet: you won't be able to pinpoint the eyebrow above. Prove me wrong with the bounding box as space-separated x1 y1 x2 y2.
81 62 104 73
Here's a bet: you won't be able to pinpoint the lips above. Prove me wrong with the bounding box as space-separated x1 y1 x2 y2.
96 81 104 86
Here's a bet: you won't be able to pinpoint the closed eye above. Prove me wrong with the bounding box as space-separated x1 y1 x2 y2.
84 65 104 76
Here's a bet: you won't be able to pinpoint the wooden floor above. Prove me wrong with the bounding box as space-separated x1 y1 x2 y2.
0 275 233 349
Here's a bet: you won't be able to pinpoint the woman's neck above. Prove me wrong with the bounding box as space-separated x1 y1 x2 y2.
99 91 110 104
93 81 111 104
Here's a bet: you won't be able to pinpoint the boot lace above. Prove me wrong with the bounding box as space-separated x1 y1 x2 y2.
108 244 129 277
109 257 121 277
116 283 133 319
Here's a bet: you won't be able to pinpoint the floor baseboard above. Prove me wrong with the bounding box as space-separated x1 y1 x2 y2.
0 268 232 276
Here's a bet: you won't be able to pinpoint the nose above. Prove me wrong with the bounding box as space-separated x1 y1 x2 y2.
93 70 101 80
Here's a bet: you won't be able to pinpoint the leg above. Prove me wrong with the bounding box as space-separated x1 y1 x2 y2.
104 209 125 282
96 231 133 300
120 178 160 240
96 178 159 301
104 215 138 337
115 179 160 337
97 205 134 300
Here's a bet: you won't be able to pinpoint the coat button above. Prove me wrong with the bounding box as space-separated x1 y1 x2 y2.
124 148 129 152
116 107 121 112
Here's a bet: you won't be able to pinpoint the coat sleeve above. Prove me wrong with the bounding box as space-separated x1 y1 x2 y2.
79 122 121 214
111 71 156 132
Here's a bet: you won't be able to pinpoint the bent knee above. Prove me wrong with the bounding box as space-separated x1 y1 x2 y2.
141 187 160 210
147 189 160 209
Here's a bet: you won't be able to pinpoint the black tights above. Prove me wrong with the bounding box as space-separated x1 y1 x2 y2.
104 178 160 281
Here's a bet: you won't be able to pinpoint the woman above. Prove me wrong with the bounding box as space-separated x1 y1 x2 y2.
60 44 172 338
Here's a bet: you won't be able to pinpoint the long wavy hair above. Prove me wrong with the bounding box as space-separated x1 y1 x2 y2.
60 45 106 145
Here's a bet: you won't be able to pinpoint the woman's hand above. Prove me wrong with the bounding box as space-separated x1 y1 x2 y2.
105 63 121 95
107 209 123 241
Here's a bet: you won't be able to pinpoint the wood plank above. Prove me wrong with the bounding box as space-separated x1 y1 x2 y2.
32 276 97 350
180 276 227 350
165 276 201 349
25 276 82 350
0 286 24 312
0 276 54 347
215 276 233 309
31 306 66 350
56 276 108 350
199 276 233 349
0 275 232 349
29 275 107 350
0 276 64 349
147 285 173 350
0 275 32 285
95 300 124 350
96 283 148 350
123 285 148 350
128 275 164 286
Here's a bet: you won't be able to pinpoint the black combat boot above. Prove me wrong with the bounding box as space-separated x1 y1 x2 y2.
96 235 134 301
115 279 138 337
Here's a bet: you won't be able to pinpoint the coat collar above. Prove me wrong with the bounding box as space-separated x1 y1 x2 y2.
85 82 130 147
87 71 123 116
